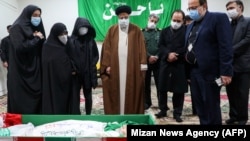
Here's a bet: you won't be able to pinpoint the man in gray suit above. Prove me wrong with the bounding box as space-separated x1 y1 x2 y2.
225 0 250 125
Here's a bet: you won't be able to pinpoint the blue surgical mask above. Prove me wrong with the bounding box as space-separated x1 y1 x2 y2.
31 17 41 26
189 9 201 21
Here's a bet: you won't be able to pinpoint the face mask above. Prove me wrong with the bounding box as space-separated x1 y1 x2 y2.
58 35 68 45
118 18 129 28
31 17 41 26
227 9 239 19
78 27 88 35
171 21 182 30
147 21 156 29
189 9 201 21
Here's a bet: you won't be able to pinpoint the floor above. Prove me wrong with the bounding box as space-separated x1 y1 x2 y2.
0 81 250 125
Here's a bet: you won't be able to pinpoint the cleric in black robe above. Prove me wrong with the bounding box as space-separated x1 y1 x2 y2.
7 5 46 114
70 17 99 115
42 23 75 114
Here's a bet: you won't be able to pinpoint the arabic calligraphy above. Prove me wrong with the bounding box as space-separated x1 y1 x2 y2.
148 2 164 15
103 2 164 20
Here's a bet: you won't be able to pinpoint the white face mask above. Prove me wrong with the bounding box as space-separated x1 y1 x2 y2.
78 27 88 35
118 18 129 29
171 21 182 30
147 21 156 29
227 9 239 19
58 35 68 45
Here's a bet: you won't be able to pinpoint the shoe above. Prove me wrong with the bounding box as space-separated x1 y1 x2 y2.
166 107 170 111
192 111 197 115
236 120 247 125
155 112 167 118
174 117 183 122
225 119 237 125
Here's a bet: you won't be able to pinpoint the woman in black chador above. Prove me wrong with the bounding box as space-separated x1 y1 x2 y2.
8 5 46 114
42 23 77 114
70 17 99 115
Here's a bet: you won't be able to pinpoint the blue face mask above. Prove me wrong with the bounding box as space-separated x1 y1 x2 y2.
31 17 41 26
189 9 201 21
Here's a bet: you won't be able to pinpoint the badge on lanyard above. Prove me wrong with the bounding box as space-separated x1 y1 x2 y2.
188 44 193 52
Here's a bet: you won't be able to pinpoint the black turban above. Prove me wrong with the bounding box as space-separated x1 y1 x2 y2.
115 5 132 15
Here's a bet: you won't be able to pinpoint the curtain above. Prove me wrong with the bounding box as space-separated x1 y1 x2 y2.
78 0 181 41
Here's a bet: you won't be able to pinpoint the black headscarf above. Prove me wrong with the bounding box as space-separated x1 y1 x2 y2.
71 17 96 41
46 22 67 45
12 4 46 38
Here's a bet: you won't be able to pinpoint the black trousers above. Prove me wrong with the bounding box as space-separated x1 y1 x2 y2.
158 91 184 117
75 77 93 115
158 91 169 113
172 92 185 118
82 88 92 115
145 62 159 107
226 72 250 122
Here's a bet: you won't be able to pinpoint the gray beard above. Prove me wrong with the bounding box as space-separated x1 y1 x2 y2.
119 25 128 32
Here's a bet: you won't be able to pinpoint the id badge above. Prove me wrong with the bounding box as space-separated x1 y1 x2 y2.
188 44 193 52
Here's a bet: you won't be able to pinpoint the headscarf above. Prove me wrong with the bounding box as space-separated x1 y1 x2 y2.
71 17 96 41
12 4 46 38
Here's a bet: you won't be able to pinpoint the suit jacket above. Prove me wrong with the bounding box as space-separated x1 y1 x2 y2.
158 25 188 93
232 16 250 72
185 11 233 79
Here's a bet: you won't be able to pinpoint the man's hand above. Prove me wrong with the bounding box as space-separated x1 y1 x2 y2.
148 56 158 64
167 52 178 62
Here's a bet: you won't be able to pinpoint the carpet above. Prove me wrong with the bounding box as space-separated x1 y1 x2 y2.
1 85 250 125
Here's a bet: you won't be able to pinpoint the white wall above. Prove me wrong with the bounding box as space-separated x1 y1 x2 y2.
18 0 78 37
0 0 18 38
1 0 250 39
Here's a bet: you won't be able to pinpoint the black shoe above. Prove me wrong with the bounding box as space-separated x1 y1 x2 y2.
174 117 183 122
236 120 247 125
225 119 237 125
155 112 167 118
192 111 197 115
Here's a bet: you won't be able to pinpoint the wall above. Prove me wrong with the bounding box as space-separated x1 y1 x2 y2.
18 0 78 37
1 0 250 39
0 0 18 38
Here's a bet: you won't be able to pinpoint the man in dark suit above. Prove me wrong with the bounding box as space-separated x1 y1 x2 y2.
225 0 250 125
156 9 188 123
185 0 233 125
0 25 11 69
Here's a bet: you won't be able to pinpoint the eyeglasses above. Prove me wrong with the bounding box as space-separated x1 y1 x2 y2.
187 5 202 11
